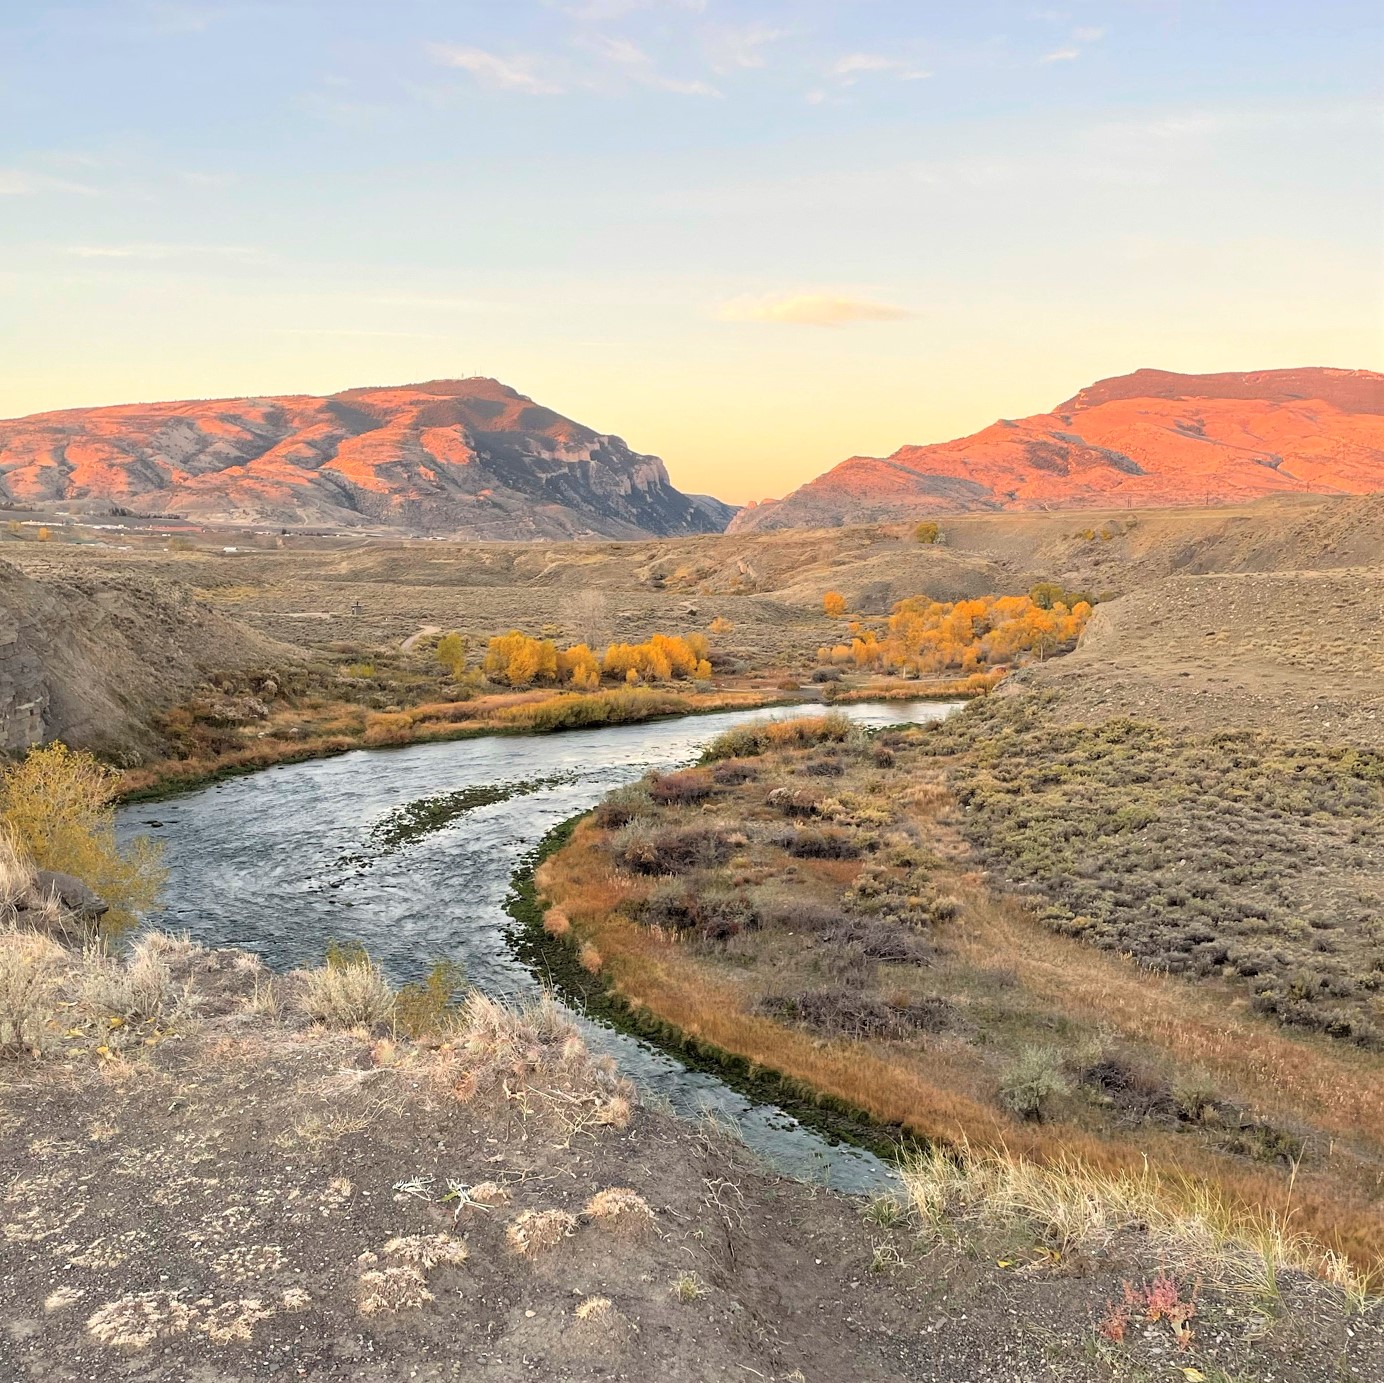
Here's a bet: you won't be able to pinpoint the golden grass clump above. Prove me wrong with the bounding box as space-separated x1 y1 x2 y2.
583 1187 654 1235
382 1233 469 1270
198 1299 276 1344
903 1144 1380 1302
443 992 635 1132
0 925 66 1056
467 1180 512 1207
506 1208 577 1258
280 1288 311 1312
87 1292 198 1349
78 945 175 1025
298 951 395 1030
358 1266 433 1315
573 1295 614 1322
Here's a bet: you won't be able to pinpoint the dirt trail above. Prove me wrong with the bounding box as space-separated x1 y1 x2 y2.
399 623 440 652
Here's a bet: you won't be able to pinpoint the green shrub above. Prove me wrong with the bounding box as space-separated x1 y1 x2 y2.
999 1044 1071 1121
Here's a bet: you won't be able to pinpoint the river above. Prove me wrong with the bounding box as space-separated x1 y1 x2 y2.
117 700 961 1193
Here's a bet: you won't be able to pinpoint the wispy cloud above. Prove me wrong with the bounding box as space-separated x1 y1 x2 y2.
706 22 792 72
561 0 706 19
0 169 97 196
1039 23 1104 64
831 53 931 83
429 44 566 95
582 33 720 95
716 293 915 327
64 243 259 260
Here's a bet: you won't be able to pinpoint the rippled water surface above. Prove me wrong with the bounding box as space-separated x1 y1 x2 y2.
119 700 960 1192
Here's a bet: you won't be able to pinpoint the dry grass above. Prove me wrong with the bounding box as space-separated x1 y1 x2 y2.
78 944 175 1024
573 1295 614 1322
381 1233 469 1270
442 992 634 1133
0 927 65 1056
357 1265 433 1315
583 1187 654 1234
904 1144 1379 1303
298 953 396 1030
505 1208 577 1258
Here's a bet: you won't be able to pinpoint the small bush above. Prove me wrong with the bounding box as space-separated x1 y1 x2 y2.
772 826 860 860
999 1044 1071 1122
80 946 175 1025
583 1187 654 1234
1 743 165 936
639 883 759 941
395 960 467 1038
299 948 395 1029
758 987 953 1040
614 823 738 875
648 769 715 805
592 783 655 829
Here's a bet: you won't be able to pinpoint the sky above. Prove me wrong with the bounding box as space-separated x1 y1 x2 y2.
2 1 1382 504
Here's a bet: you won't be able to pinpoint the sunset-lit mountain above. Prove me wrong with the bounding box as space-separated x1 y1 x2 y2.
0 378 733 539
729 368 1384 531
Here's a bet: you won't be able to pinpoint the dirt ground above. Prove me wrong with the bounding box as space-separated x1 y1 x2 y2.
2 936 1379 1383
1010 567 1384 743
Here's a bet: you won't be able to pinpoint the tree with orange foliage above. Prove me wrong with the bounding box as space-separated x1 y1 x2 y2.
483 631 559 688
822 591 847 618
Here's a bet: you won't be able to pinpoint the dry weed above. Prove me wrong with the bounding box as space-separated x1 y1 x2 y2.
506 1208 577 1258
903 1145 1380 1302
583 1187 654 1235
466 1180 512 1207
298 954 395 1029
574 1295 614 1322
382 1233 469 1270
0 926 65 1056
358 1266 433 1315
79 944 175 1024
442 992 635 1135
87 1291 198 1349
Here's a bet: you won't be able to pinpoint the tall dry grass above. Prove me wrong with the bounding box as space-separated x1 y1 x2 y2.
905 1143 1378 1304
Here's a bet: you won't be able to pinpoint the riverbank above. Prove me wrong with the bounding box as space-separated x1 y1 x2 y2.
118 676 988 802
117 685 785 802
535 706 1384 1279
3 924 1377 1383
507 817 916 1162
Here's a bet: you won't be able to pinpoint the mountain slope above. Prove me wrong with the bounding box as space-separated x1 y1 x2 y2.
0 378 731 540
730 367 1384 532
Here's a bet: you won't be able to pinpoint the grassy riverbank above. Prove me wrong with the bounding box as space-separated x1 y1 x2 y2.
117 685 791 802
536 706 1384 1280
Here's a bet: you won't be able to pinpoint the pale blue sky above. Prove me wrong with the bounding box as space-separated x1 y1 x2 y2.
3 1 1381 501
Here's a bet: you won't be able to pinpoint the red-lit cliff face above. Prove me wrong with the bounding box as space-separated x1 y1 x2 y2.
729 368 1384 532
0 378 735 539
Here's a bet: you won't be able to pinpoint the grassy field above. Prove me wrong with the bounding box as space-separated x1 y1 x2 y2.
538 709 1384 1278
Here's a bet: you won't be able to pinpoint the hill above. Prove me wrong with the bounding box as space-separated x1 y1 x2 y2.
0 560 292 759
729 367 1384 532
0 379 734 541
